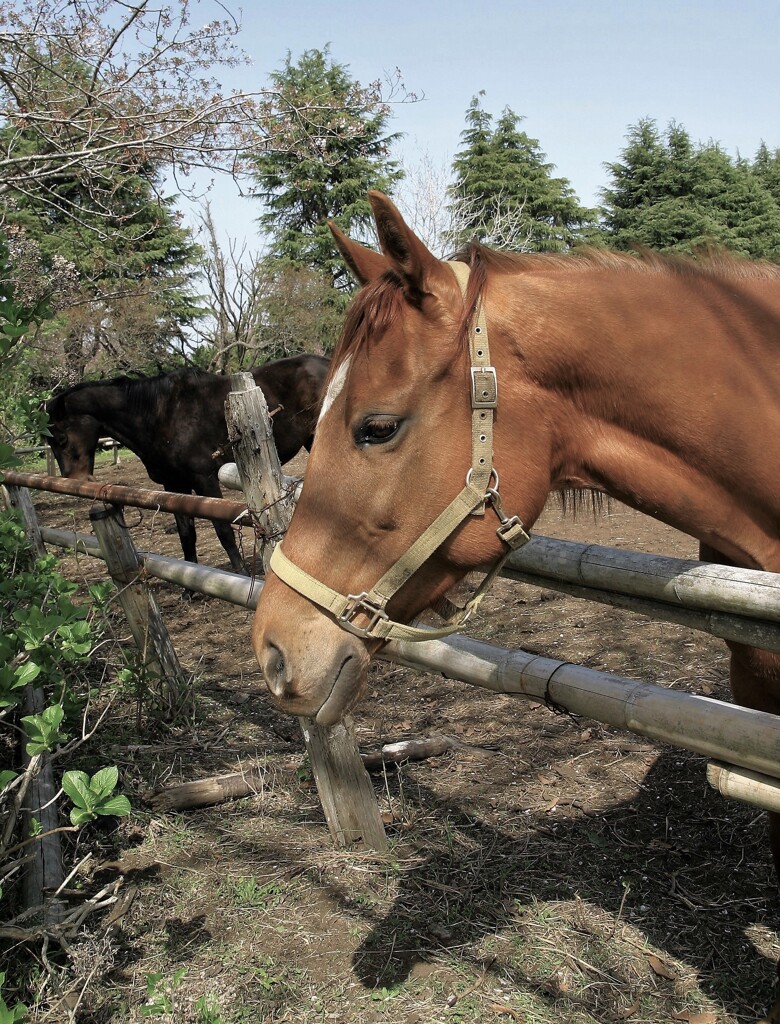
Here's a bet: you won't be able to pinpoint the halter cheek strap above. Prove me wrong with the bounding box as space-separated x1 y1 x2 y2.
269 260 531 642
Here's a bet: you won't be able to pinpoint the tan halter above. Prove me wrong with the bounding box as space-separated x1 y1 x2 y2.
269 260 531 642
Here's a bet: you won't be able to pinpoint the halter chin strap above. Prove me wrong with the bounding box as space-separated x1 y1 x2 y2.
269 260 531 642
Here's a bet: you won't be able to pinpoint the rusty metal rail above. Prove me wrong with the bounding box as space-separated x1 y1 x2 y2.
2 471 254 527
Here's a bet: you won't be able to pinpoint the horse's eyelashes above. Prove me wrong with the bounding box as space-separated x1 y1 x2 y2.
355 416 402 446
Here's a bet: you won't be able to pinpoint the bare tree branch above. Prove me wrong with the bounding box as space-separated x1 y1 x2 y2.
445 187 535 252
395 156 535 255
0 1 407 222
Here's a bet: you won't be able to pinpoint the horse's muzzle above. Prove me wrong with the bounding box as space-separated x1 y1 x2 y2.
252 579 371 724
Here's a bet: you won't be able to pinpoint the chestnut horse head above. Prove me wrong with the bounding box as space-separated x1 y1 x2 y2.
253 191 780 725
253 192 544 724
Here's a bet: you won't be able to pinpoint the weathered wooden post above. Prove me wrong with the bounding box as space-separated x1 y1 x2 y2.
20 686 66 926
1 483 63 922
89 502 189 718
225 372 387 850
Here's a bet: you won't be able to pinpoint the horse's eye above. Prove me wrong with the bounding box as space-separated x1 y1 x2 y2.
355 416 402 446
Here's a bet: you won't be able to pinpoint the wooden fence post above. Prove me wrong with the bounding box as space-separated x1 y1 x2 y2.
225 372 388 851
89 502 189 718
20 685 66 926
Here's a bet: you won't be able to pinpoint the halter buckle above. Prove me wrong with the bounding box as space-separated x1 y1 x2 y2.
471 366 498 408
337 592 389 637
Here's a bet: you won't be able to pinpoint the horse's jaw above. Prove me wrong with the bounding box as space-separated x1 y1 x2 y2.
252 573 372 725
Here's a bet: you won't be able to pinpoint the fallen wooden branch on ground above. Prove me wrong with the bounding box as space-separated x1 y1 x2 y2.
360 734 496 769
145 767 264 811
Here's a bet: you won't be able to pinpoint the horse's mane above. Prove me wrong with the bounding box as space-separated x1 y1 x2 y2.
327 242 780 388
454 240 780 281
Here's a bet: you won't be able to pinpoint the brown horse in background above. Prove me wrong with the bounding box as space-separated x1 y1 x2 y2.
253 193 780 1021
46 354 329 572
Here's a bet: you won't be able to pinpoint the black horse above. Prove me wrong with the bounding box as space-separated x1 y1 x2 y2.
45 354 330 572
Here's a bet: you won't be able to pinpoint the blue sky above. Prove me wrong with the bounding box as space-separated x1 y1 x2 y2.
190 0 780 248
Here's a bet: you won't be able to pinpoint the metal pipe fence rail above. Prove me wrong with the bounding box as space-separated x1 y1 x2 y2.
4 469 780 812
15 438 121 473
3 471 252 527
32 510 780 814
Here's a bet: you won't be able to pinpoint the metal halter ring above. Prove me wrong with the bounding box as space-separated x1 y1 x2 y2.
466 467 499 493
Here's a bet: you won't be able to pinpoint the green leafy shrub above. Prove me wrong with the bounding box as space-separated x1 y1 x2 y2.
62 766 132 826
0 230 134 1017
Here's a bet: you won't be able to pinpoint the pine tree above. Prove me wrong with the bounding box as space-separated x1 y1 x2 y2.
753 142 780 198
251 47 403 288
2 119 203 380
447 94 596 251
601 119 780 259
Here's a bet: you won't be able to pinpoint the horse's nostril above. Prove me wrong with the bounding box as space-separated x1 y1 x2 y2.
262 640 289 699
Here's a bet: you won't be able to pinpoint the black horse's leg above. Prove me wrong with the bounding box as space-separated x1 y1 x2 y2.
173 511 198 563
195 474 248 575
168 510 199 600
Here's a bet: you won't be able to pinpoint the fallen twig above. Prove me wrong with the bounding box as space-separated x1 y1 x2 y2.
360 734 498 769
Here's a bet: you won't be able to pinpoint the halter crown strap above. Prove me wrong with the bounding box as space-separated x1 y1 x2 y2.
449 260 495 502
268 260 530 642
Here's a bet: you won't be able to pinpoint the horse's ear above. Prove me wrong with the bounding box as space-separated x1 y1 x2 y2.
328 221 388 285
368 191 450 300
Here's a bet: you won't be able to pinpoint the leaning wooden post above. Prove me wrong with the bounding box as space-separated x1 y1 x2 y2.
225 372 388 851
89 502 189 719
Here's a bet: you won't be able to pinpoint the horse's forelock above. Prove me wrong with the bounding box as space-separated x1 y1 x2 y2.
330 272 404 367
327 255 490 386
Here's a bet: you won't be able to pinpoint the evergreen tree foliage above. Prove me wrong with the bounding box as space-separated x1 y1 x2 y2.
752 142 780 205
0 51 204 382
250 47 403 287
601 119 780 259
447 93 597 251
1 123 203 381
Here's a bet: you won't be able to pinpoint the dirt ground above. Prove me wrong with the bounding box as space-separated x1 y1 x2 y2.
17 451 780 1023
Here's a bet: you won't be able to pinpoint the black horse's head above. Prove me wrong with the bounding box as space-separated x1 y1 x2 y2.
45 393 102 480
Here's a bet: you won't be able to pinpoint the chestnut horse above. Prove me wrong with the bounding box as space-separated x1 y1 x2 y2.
253 193 780 1022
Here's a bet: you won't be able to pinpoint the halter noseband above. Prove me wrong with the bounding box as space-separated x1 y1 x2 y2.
269 260 531 642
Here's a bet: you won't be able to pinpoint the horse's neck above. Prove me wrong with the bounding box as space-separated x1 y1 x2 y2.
497 267 780 571
72 384 149 453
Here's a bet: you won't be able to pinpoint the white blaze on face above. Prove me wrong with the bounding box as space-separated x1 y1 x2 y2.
317 355 351 426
